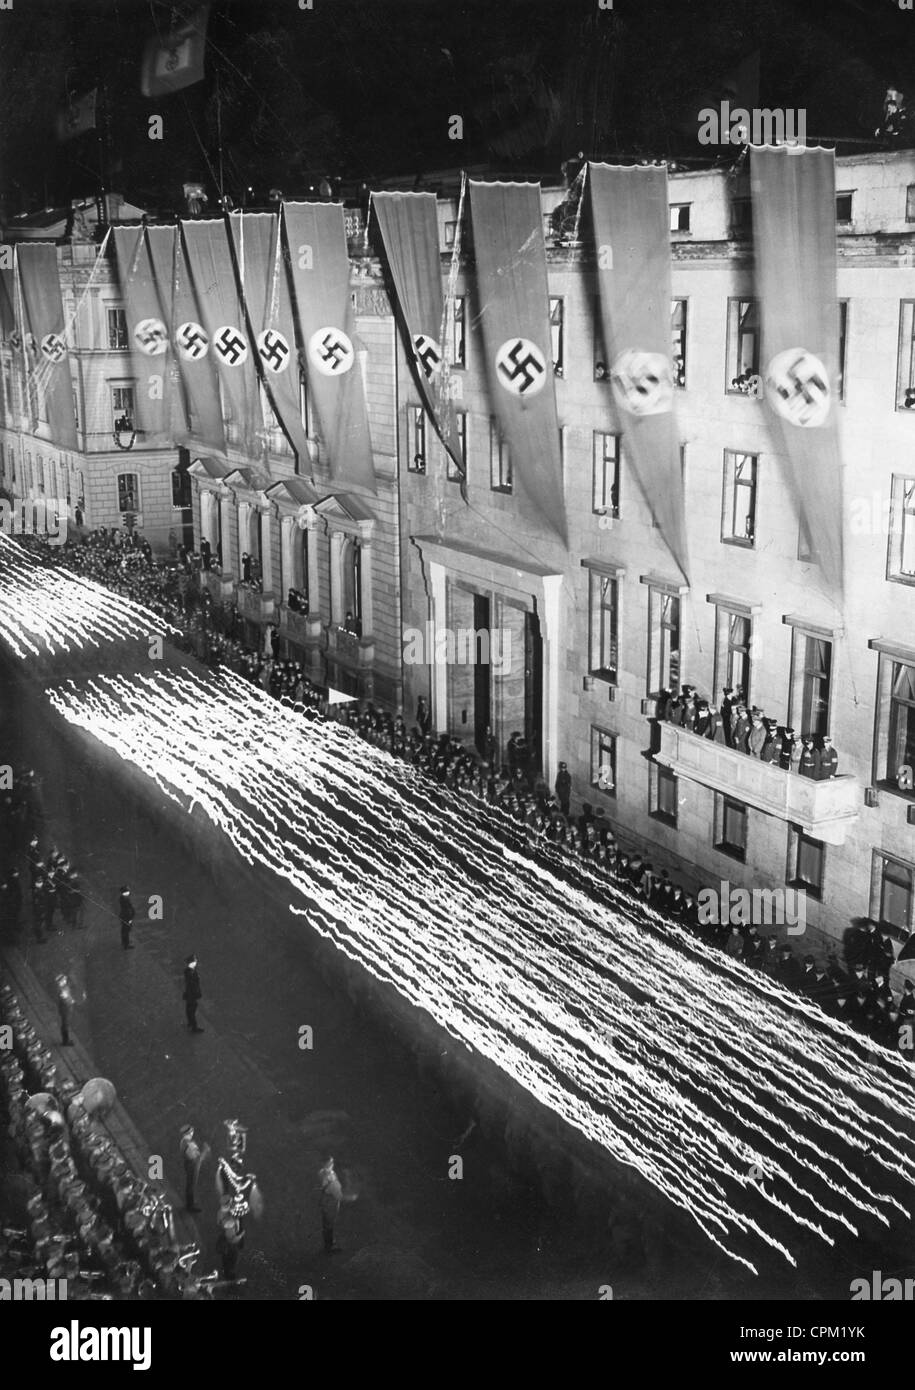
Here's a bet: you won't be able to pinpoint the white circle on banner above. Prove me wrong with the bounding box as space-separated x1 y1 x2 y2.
134 318 169 356
495 337 547 396
413 333 443 378
40 333 66 364
257 328 292 375
307 326 355 376
213 325 249 367
765 348 830 428
176 321 209 361
610 350 674 416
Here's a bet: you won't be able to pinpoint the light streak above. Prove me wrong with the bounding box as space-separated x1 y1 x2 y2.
41 664 915 1276
0 535 176 660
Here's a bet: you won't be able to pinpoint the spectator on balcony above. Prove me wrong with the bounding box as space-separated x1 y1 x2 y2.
200 538 212 572
747 714 767 759
343 610 362 637
242 552 252 584
732 705 751 753
788 733 803 775
816 734 838 779
799 737 819 778
761 723 783 765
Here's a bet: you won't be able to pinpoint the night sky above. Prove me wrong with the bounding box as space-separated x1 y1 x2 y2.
1 0 914 217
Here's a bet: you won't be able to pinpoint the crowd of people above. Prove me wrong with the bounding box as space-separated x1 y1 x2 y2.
658 684 840 779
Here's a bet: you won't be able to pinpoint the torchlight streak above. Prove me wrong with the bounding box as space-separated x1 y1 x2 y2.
40 664 915 1276
0 535 176 660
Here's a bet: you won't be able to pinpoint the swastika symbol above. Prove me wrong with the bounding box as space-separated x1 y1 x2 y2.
610 349 674 417
307 326 354 376
413 333 442 379
10 330 21 351
176 321 209 361
257 328 291 374
765 348 830 428
40 333 66 363
214 326 249 366
495 338 547 396
134 317 168 356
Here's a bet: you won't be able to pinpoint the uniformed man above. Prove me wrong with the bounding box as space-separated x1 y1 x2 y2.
799 738 819 778
555 763 572 818
178 1124 210 1213
761 724 783 765
706 708 726 743
816 735 838 779
732 706 751 753
747 715 767 758
317 1155 356 1254
56 973 75 1046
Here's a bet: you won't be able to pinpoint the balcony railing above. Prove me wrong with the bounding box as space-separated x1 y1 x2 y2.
655 722 860 846
236 584 276 624
279 604 323 647
328 624 374 667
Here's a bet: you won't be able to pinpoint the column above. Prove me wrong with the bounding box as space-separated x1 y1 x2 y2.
237 501 248 576
358 538 374 637
427 559 448 735
540 573 563 789
281 516 295 600
219 492 234 573
329 529 344 624
260 508 273 594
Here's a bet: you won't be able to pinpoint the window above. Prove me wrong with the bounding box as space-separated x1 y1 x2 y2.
446 412 467 482
107 307 128 350
870 643 915 797
671 300 687 388
888 475 915 582
721 451 757 546
407 405 426 474
714 794 747 862
647 586 680 697
111 384 135 424
444 220 457 249
908 185 915 222
650 763 678 826
788 826 825 899
590 726 617 799
592 432 620 518
588 569 619 683
171 467 192 509
36 456 45 493
726 299 760 392
489 417 512 492
730 196 752 237
835 192 853 224
871 851 915 941
549 297 564 376
785 626 833 738
837 300 848 403
714 606 753 705
72 387 79 431
889 663 915 788
669 204 691 233
452 295 466 369
896 301 915 410
117 472 139 514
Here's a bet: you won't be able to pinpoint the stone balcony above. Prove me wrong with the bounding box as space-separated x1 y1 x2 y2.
236 584 277 625
199 568 236 604
328 624 374 668
655 722 860 845
278 604 323 647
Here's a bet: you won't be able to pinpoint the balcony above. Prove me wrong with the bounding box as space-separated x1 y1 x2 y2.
278 604 323 648
236 584 276 625
655 722 860 846
328 624 374 668
199 568 235 604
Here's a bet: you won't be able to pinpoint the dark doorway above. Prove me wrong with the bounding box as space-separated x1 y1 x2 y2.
524 609 543 776
473 591 491 758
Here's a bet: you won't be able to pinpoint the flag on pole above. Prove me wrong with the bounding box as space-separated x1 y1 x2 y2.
56 88 98 143
141 5 210 98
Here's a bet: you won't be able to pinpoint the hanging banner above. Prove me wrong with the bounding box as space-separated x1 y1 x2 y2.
0 255 20 421
588 163 689 584
157 223 225 454
283 201 375 493
112 226 172 444
750 145 844 593
17 242 77 450
181 218 264 460
467 179 566 544
227 211 310 467
370 191 463 479
141 5 209 97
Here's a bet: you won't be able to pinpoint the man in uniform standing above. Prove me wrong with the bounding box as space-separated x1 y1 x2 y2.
318 1155 356 1254
555 762 572 818
179 1124 210 1213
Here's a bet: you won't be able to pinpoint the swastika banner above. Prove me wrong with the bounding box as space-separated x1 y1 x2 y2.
283 202 376 493
370 191 464 483
112 226 172 444
588 163 689 584
153 224 225 454
17 242 77 450
227 212 310 468
468 180 566 544
750 145 844 593
181 218 263 459
0 253 23 422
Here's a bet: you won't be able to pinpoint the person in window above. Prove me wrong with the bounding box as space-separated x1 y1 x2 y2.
200 537 211 572
343 610 362 637
242 551 251 584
